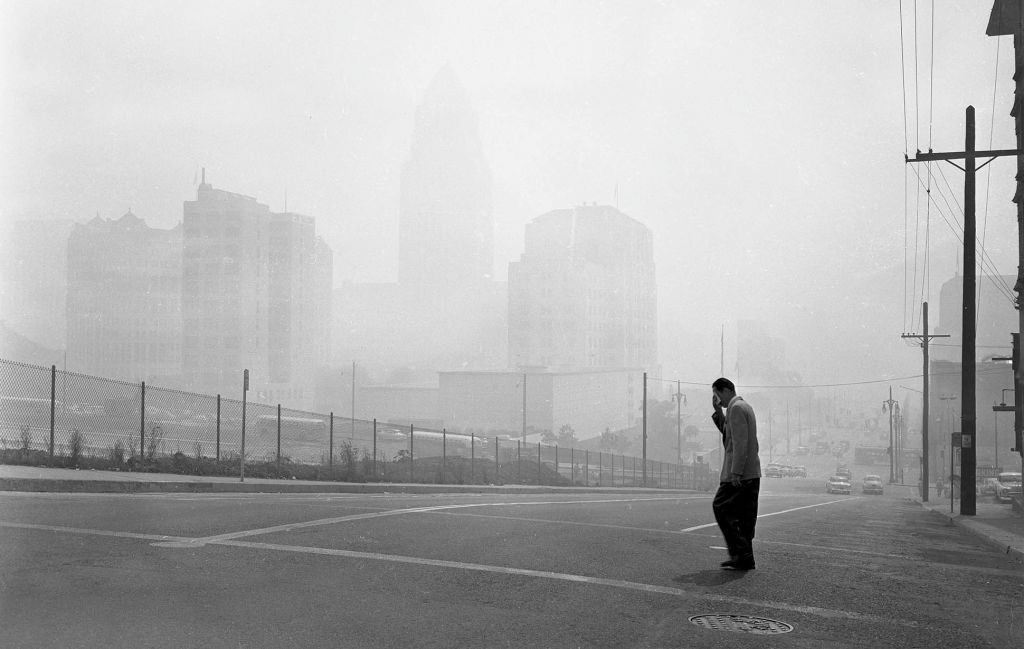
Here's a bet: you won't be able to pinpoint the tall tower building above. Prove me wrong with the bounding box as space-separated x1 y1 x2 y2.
66 212 181 381
267 212 333 394
182 176 332 406
398 65 493 286
508 205 657 371
182 178 271 394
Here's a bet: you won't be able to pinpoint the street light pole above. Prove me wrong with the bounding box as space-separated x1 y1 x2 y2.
884 386 898 484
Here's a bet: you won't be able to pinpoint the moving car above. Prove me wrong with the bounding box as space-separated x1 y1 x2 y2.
836 465 852 481
826 475 851 495
792 465 807 478
862 474 884 495
994 472 1022 503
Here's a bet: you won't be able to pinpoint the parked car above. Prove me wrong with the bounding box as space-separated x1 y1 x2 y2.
826 475 851 495
862 475 884 495
994 472 1022 503
794 446 810 456
980 477 999 496
836 465 852 481
792 465 807 478
764 464 783 478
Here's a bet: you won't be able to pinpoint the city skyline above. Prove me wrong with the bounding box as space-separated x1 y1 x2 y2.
2 1 1019 388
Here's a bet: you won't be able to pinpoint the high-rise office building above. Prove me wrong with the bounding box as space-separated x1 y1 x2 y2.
66 211 181 381
398 65 493 286
508 204 657 371
182 176 332 406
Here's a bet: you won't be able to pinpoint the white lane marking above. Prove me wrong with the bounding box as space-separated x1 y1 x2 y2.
0 521 191 542
209 538 921 628
680 498 857 532
437 511 719 537
187 496 703 545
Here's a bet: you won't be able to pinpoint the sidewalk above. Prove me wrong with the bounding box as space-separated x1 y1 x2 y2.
0 464 685 496
919 495 1024 561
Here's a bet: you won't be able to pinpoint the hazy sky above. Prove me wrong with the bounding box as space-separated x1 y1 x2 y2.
1 0 1019 385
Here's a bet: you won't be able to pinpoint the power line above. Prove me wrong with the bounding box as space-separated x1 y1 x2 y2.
906 163 1017 306
929 162 1015 297
647 367 1008 391
980 32 1002 334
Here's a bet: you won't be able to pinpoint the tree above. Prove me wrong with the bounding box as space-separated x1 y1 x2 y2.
556 424 577 446
599 428 618 452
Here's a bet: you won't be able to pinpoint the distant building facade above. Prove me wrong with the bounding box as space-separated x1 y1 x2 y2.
182 178 332 407
508 205 657 371
934 273 1017 363
66 212 181 382
439 368 642 438
1 219 75 351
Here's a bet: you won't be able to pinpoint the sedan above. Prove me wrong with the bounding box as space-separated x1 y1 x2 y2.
994 472 1022 503
826 475 851 495
862 475 884 495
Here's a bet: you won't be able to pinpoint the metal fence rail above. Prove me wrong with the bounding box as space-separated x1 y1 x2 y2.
0 358 708 488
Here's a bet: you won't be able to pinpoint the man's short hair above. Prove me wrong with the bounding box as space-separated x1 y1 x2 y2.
712 377 735 393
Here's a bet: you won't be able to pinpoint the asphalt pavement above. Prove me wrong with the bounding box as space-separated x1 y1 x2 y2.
2 463 1023 559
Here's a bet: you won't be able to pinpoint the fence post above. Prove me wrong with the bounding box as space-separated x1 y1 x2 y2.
598 451 602 486
494 436 499 483
276 404 281 475
537 441 542 485
329 412 334 468
571 448 575 485
517 440 521 484
49 365 56 460
372 419 377 480
409 424 414 483
216 394 221 462
585 450 589 487
471 434 475 483
140 381 146 463
554 445 559 482
240 370 248 482
441 428 446 484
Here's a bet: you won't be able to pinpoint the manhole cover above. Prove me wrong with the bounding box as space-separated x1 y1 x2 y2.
689 614 793 635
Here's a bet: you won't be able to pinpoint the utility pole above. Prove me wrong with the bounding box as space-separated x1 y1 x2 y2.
522 373 527 441
674 380 683 463
351 361 356 440
987 2 1024 484
642 371 648 487
906 107 993 513
883 386 897 484
902 302 950 502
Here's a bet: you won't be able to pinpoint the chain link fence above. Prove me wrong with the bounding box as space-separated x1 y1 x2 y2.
0 358 705 488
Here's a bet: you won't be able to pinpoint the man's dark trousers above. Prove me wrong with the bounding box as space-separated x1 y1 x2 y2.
712 478 760 559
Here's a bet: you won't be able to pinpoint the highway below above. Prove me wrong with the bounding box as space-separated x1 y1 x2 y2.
1 478 1021 648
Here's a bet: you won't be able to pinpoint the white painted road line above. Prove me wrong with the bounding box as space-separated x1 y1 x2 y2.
0 520 191 543
211 537 922 629
680 498 858 532
187 496 705 545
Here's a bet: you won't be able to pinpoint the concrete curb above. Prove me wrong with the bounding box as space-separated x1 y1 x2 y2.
0 476 697 496
919 501 1024 561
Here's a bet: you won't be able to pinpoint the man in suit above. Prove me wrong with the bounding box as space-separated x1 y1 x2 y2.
711 377 761 570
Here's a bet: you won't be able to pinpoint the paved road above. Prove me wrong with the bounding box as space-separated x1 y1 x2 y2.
1 481 1021 648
